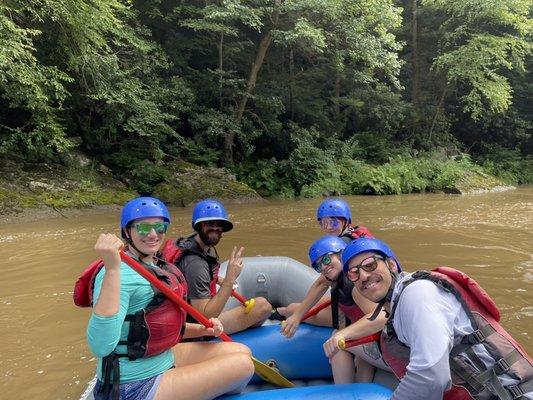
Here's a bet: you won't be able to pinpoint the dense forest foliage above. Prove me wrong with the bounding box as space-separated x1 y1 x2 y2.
1 0 531 197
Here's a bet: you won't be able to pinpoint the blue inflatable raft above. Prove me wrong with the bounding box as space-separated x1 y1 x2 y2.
79 256 396 399
216 322 394 399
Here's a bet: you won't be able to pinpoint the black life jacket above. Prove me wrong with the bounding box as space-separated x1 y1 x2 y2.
331 273 365 329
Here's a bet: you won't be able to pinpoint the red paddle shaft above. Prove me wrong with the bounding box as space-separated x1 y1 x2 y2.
231 289 247 305
342 332 381 349
301 299 332 321
120 251 232 342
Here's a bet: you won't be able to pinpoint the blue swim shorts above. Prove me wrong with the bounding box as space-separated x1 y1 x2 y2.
93 374 161 400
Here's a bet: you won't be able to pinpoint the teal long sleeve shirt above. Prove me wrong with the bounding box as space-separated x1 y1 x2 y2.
87 260 174 383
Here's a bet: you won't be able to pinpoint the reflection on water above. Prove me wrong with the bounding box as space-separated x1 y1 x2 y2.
0 187 531 399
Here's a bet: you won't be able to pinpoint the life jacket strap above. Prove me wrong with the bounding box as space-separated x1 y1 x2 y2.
331 289 339 330
507 379 533 399
464 324 496 345
100 353 122 400
449 357 486 394
475 349 522 382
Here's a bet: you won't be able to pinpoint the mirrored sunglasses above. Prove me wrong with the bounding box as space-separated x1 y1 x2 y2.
313 253 333 273
318 217 341 230
346 255 384 282
133 221 169 236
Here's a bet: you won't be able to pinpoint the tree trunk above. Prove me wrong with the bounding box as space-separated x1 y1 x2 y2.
234 31 273 121
289 47 295 120
222 3 280 165
334 71 341 119
411 0 420 108
428 88 447 142
218 33 224 110
223 31 272 164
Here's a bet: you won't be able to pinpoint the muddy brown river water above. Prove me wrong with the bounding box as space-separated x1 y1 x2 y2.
0 188 531 399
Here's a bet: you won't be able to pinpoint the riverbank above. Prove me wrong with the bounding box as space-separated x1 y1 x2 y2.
0 157 262 223
0 154 516 224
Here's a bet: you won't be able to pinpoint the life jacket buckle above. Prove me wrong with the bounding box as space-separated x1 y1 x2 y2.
469 329 486 344
507 384 524 399
494 357 511 375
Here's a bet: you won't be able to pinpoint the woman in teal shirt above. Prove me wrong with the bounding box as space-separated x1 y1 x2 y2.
87 197 254 400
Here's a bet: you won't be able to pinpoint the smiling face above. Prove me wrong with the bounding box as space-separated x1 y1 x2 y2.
198 220 223 246
347 251 398 303
318 217 346 237
128 217 166 256
316 253 343 281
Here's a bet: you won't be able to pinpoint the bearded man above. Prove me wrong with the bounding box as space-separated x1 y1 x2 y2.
170 199 272 335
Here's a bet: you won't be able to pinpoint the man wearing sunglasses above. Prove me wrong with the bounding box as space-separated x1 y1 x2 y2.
281 236 392 384
338 238 533 400
169 199 273 335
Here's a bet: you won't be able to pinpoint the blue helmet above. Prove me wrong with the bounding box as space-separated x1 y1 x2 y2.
308 236 347 265
121 197 170 229
342 238 402 273
192 199 233 232
316 198 352 223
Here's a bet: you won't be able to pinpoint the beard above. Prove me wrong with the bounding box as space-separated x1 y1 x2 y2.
199 229 222 246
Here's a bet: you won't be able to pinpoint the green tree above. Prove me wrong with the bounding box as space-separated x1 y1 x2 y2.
428 0 532 121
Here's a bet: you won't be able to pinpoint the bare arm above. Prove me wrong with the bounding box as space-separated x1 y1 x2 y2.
182 319 224 339
280 275 331 338
93 233 124 316
323 287 387 358
190 281 233 318
190 247 245 318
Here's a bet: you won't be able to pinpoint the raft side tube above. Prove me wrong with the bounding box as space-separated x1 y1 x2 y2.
218 382 394 399
228 324 333 381
219 256 324 310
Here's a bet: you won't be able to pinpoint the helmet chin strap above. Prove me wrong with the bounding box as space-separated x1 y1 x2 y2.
367 265 398 321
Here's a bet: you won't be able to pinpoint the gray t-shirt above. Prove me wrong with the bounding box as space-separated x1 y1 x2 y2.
175 237 218 300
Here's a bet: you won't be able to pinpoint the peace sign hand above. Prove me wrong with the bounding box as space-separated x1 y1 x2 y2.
226 246 245 283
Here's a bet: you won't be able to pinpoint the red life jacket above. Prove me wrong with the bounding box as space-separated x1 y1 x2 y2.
73 256 188 359
340 225 374 244
381 267 533 400
159 236 219 297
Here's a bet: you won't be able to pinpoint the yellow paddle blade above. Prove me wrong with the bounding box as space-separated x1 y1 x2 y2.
251 356 295 388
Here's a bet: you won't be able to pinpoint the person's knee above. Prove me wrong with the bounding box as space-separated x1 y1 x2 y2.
223 341 252 357
234 352 255 377
253 297 272 315
234 342 252 357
